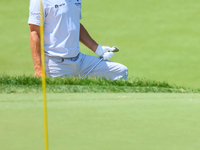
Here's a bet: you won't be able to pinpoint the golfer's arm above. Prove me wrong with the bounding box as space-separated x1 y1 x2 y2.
79 23 98 52
29 24 42 77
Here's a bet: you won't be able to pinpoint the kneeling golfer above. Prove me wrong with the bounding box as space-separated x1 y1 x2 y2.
28 0 128 80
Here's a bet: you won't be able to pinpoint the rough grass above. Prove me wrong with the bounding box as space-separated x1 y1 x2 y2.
0 75 199 93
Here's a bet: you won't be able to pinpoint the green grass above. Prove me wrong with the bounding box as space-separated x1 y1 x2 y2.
1 75 199 93
1 1 200 150
0 0 200 88
1 93 200 150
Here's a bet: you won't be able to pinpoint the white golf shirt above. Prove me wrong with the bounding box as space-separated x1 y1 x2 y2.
28 0 82 58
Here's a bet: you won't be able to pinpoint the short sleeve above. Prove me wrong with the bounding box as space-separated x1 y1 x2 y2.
78 0 82 20
80 12 82 20
28 0 45 26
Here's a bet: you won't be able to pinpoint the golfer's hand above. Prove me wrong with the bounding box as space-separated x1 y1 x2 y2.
34 71 42 77
101 52 114 60
102 46 118 52
34 70 46 77
95 45 117 57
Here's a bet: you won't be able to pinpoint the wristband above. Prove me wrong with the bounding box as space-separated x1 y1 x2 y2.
95 45 104 57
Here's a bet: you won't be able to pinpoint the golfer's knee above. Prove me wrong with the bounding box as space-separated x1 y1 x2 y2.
113 65 128 80
121 65 128 79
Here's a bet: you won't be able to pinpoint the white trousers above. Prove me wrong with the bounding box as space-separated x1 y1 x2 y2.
45 52 128 80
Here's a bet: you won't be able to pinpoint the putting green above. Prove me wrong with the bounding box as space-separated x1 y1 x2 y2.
1 93 200 150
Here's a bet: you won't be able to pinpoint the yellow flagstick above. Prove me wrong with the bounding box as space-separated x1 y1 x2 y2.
40 1 49 150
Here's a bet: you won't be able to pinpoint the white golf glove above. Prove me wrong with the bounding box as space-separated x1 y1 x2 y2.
101 52 114 60
95 45 116 60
